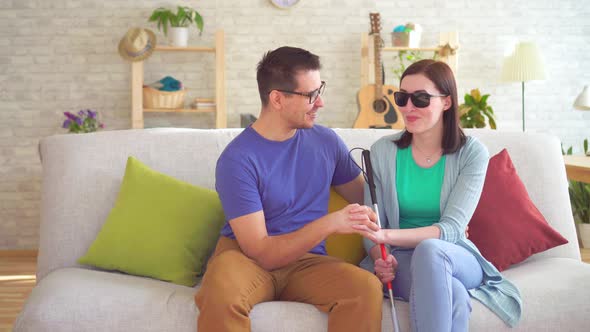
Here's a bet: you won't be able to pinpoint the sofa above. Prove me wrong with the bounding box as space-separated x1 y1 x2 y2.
14 128 590 331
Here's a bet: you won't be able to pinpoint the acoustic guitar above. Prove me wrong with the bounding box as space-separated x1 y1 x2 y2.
354 13 404 129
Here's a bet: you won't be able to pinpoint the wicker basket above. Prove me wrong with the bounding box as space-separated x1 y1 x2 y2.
143 86 186 109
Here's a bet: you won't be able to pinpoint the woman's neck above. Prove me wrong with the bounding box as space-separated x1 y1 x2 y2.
411 125 444 153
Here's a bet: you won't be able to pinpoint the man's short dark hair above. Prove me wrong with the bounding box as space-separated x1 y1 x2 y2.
256 46 321 106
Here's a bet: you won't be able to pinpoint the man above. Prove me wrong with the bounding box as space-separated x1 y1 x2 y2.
195 46 383 332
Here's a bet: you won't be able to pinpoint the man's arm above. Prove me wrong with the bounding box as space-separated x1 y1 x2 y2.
230 204 377 271
333 173 365 205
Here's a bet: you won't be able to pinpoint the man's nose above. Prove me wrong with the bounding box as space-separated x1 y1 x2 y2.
314 95 324 107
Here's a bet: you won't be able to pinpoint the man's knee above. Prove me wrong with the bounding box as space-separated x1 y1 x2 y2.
196 250 251 307
197 249 276 312
345 266 383 303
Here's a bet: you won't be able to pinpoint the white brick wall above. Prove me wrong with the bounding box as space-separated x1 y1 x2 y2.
0 0 588 249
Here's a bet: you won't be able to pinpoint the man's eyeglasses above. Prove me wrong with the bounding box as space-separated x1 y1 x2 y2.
273 81 326 104
393 91 448 108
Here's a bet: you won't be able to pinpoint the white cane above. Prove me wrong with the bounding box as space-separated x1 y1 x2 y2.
362 150 400 332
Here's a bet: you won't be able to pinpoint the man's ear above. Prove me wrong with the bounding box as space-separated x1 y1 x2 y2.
268 90 284 109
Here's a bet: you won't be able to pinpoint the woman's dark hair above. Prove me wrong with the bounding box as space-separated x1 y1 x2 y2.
256 46 321 106
394 59 466 154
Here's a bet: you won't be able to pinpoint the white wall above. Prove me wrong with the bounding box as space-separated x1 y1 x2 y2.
1 0 588 249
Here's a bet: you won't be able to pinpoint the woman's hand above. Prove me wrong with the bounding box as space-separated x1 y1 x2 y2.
351 224 389 244
374 254 398 284
329 204 379 235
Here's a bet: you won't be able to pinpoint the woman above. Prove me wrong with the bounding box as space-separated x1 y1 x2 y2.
357 60 522 331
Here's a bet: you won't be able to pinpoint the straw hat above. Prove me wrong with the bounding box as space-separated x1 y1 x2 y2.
118 28 156 62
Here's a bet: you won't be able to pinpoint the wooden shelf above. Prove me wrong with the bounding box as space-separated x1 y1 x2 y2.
130 30 226 129
382 46 441 52
154 45 215 52
144 108 216 113
360 31 459 87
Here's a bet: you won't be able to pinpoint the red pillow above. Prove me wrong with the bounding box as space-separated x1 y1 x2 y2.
468 149 568 271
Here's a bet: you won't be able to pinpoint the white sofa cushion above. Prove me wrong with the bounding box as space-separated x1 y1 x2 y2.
16 257 590 332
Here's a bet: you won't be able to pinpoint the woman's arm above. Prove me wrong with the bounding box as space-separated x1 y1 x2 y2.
367 226 440 248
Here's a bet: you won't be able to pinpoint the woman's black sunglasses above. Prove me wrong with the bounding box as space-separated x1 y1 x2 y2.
393 91 448 108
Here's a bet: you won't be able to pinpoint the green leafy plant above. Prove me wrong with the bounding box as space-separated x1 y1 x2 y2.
392 50 439 82
148 6 204 36
458 89 497 129
563 139 590 224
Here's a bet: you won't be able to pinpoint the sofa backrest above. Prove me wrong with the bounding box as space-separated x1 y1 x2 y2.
36 128 579 282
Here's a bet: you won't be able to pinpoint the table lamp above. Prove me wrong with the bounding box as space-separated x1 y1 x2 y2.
501 42 546 131
574 86 590 111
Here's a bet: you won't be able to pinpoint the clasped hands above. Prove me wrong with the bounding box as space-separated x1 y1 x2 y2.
332 205 471 285
331 204 396 284
331 204 380 234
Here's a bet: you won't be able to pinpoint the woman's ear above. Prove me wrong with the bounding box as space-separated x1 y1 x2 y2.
443 96 452 111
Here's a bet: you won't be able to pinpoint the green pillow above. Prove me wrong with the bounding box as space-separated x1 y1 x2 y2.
78 156 225 287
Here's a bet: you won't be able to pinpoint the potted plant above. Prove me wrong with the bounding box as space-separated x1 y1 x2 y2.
391 50 439 82
458 89 497 129
62 109 104 133
148 6 204 47
563 139 590 247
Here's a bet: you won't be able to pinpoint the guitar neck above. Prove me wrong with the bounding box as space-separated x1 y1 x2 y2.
373 34 383 99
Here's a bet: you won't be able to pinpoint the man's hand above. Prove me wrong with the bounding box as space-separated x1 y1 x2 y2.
329 204 379 235
374 254 398 284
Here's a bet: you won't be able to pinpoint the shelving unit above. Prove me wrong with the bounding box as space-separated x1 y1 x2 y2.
130 30 226 129
360 31 459 87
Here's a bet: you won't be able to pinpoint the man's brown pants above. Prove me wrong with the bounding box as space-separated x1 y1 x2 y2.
195 237 383 332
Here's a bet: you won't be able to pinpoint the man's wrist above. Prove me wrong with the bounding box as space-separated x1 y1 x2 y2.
313 213 336 238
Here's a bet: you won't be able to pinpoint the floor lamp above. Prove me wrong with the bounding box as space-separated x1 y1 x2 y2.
501 42 546 131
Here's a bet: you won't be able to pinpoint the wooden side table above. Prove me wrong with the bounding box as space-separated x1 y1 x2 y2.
564 155 590 184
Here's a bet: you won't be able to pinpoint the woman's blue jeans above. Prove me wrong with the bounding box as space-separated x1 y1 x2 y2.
389 239 483 332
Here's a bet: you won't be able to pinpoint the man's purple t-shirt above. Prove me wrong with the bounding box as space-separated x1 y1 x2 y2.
215 125 360 255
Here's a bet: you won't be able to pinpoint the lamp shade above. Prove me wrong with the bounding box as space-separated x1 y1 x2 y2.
501 42 546 82
574 85 590 111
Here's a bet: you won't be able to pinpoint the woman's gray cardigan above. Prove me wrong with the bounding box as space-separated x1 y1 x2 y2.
359 132 522 327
